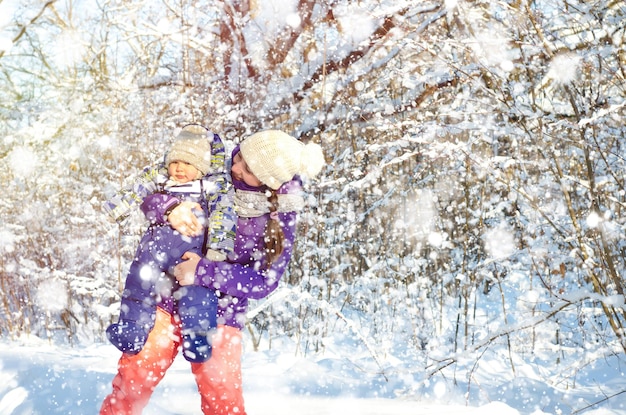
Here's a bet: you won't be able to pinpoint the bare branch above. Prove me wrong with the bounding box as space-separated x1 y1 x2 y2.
0 0 58 60
294 12 399 101
266 0 316 68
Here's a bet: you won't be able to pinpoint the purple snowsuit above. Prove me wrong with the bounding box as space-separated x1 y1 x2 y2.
141 149 300 331
104 134 236 363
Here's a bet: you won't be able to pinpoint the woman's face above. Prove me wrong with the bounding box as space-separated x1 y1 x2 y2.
231 152 263 187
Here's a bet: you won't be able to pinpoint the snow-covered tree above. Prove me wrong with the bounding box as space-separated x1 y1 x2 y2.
1 0 625 403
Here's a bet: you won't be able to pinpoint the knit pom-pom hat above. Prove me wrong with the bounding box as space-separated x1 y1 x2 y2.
165 124 212 176
239 130 325 190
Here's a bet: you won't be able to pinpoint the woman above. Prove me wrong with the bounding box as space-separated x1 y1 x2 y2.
100 130 325 415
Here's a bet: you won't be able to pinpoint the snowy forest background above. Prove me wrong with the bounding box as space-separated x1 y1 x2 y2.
1 0 626 412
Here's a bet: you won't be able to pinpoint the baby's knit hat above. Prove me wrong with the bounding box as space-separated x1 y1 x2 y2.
239 130 325 190
166 124 212 176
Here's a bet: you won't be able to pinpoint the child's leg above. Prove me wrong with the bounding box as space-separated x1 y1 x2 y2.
100 308 180 415
107 226 200 354
190 325 247 415
176 285 218 363
106 233 163 354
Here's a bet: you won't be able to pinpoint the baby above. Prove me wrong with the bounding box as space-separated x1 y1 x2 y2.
104 124 235 363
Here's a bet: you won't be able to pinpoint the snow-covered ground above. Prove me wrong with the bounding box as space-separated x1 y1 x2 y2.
1 337 624 415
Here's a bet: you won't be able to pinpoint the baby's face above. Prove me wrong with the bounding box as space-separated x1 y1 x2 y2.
168 161 200 183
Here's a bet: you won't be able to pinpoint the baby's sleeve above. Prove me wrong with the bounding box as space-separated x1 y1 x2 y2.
102 164 164 224
203 174 237 259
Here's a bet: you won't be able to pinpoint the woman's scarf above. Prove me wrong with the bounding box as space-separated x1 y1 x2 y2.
234 189 305 218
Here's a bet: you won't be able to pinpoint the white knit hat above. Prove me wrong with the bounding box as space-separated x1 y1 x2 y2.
239 130 325 190
165 124 212 176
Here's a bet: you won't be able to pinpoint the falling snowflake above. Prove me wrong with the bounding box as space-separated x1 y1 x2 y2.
484 223 515 259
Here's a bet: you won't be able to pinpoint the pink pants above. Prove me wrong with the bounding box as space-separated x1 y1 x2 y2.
100 307 246 415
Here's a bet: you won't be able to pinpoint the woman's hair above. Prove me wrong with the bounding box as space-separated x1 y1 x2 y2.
264 190 285 269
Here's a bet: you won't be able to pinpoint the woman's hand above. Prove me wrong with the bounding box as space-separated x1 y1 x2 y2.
167 201 203 237
174 252 202 286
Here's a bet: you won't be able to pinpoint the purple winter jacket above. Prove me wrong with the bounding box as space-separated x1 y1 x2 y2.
140 176 300 330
